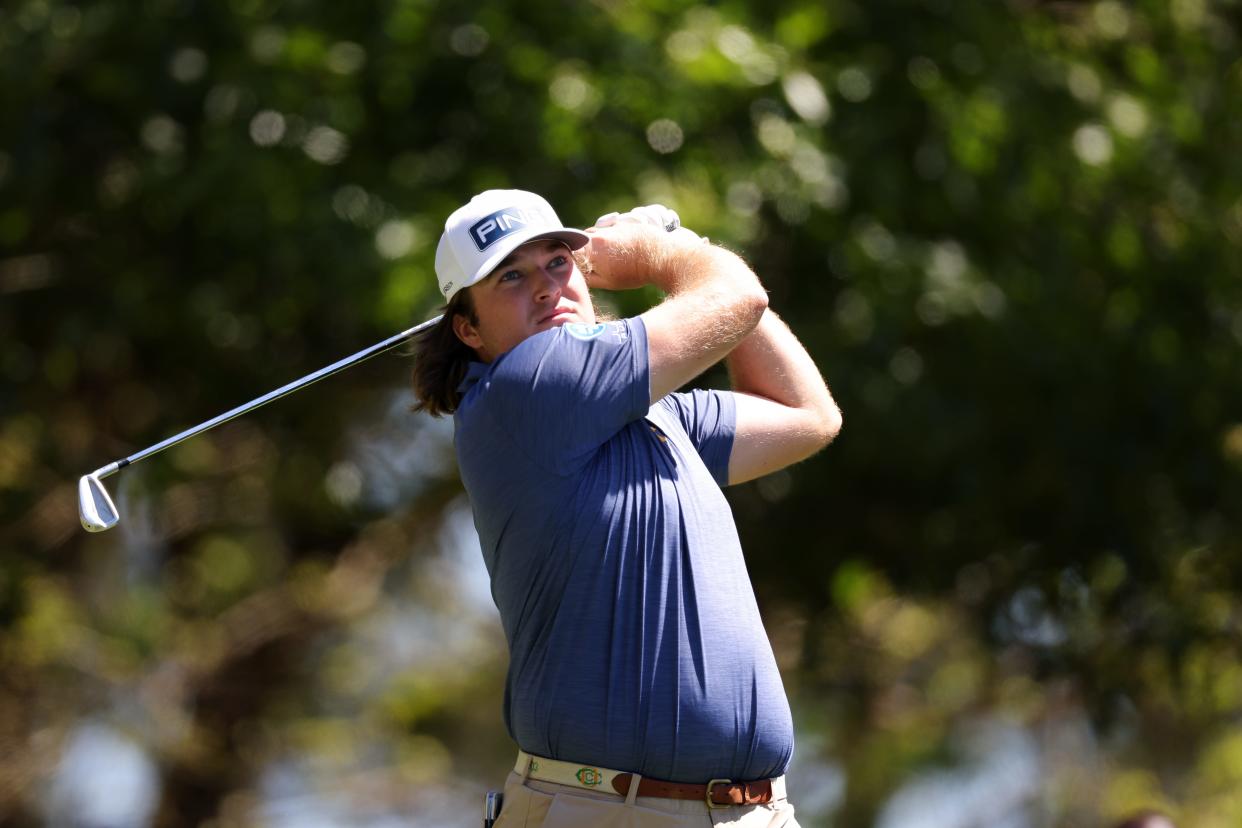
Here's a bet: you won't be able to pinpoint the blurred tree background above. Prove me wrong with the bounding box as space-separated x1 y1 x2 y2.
3 0 1241 825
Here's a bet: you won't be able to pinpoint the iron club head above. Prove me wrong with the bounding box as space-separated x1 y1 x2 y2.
79 473 119 532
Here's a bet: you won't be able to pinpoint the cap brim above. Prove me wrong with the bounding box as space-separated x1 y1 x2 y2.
466 227 591 291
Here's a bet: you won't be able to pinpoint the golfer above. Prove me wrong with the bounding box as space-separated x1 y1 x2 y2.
412 189 840 827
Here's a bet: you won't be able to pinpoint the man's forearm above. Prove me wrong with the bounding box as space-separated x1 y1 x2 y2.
723 310 841 483
728 311 834 413
642 242 769 400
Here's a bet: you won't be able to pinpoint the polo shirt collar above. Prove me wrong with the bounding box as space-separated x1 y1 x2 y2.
458 360 489 393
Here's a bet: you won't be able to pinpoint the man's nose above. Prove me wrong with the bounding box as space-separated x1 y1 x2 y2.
533 266 562 301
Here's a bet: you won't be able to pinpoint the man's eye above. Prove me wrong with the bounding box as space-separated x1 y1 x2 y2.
499 270 522 282
548 255 568 268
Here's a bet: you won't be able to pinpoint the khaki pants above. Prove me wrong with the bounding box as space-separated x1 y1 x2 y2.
492 771 802 828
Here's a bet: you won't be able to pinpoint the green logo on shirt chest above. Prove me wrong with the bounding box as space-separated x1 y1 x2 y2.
565 322 607 340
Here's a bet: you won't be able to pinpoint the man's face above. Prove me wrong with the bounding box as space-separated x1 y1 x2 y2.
452 239 595 363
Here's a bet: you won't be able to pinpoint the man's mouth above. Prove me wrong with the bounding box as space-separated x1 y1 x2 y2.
538 307 575 324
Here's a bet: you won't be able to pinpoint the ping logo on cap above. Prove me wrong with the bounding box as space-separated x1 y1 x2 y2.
469 206 548 251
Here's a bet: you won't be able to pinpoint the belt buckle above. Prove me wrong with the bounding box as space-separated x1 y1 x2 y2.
705 778 732 810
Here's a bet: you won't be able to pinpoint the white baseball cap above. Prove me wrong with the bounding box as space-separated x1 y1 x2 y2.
434 189 590 301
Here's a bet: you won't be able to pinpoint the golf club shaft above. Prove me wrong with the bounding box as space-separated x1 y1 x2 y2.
88 315 443 480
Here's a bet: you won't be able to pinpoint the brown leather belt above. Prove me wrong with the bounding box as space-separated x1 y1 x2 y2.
611 774 776 807
515 750 784 810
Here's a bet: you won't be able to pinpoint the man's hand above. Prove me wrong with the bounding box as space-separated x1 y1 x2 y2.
580 222 706 292
594 204 682 232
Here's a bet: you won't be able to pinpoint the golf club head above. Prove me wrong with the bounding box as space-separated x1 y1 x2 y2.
79 474 119 532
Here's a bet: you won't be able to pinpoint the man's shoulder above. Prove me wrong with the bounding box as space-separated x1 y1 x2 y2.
487 319 642 382
518 318 638 352
456 317 652 475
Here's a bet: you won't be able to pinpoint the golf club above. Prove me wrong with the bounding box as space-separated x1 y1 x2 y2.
79 315 443 532
80 207 684 533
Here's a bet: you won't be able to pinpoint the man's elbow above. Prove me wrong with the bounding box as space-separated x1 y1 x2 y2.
812 401 842 450
739 285 769 329
786 405 841 468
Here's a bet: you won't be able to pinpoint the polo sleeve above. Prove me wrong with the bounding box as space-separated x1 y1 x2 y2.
657 389 737 487
481 318 651 474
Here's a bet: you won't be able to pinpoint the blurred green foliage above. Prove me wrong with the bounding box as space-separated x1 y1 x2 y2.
3 0 1242 825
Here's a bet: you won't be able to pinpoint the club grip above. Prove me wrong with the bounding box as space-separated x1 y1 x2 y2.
483 790 503 827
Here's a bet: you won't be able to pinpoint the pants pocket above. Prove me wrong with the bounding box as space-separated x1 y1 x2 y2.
751 801 802 828
542 793 691 828
493 773 555 828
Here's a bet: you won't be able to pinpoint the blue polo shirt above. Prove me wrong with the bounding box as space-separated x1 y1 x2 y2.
453 317 793 783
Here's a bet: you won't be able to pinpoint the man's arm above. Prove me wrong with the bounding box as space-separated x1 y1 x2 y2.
582 220 840 482
582 225 769 401
724 309 841 485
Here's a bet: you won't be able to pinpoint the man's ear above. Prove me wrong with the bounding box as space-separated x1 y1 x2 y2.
452 312 484 350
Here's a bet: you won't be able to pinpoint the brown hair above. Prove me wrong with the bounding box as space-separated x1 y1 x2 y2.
410 288 478 417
